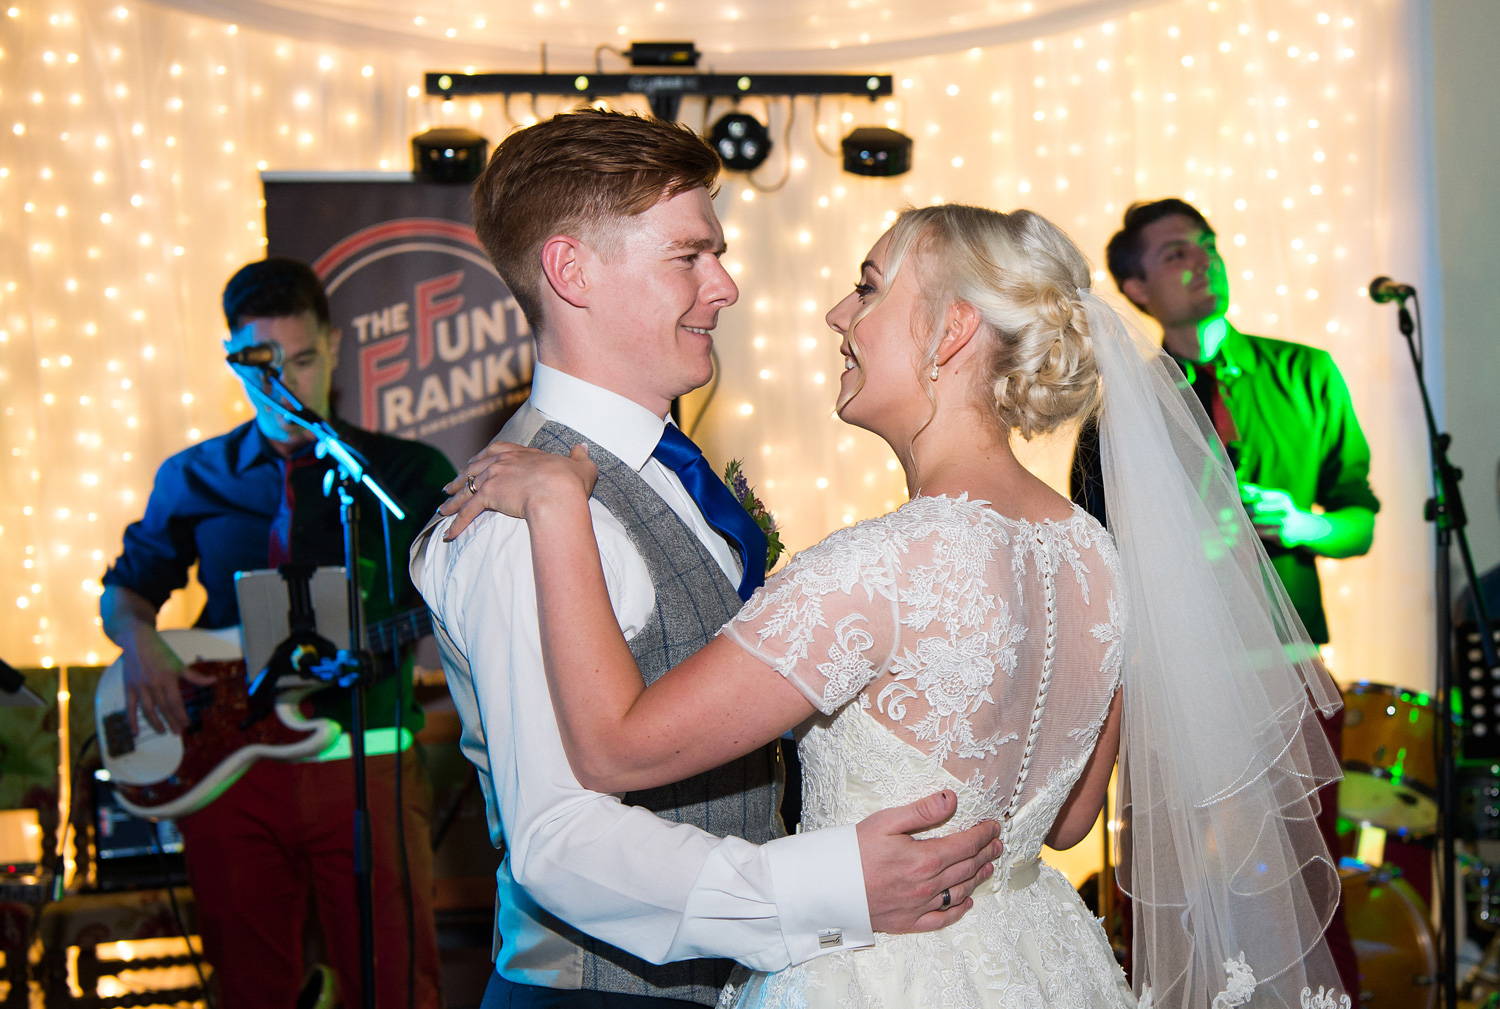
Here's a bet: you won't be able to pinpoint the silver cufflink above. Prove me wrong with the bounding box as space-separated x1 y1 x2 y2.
817 929 842 949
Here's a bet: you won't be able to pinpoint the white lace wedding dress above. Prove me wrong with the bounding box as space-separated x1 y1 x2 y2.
718 493 1135 1009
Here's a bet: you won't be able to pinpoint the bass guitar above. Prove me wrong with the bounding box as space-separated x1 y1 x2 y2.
95 609 432 820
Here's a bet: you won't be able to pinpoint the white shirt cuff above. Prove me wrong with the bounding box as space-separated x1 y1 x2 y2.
766 824 874 966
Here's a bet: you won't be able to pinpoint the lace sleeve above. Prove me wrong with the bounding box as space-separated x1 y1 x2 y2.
722 521 902 715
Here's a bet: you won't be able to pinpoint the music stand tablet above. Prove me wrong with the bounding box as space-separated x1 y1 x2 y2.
235 567 350 685
0 683 45 707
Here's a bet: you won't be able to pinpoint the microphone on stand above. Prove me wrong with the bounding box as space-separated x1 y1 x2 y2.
1368 276 1416 304
225 341 284 369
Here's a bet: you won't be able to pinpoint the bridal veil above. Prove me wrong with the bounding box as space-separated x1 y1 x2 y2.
1083 291 1350 1009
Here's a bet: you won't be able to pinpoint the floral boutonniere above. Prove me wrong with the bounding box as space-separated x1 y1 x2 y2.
724 459 784 573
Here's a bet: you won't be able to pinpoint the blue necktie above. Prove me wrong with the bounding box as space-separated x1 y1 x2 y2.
651 425 767 601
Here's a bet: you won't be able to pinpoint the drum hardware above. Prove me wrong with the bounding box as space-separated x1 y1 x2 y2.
1465 922 1500 1005
1459 766 1500 843
1354 822 1389 868
1469 861 1500 932
1459 850 1500 1007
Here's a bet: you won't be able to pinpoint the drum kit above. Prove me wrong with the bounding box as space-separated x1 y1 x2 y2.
1339 680 1500 1009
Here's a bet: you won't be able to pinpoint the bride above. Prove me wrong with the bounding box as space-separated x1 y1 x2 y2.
443 204 1352 1009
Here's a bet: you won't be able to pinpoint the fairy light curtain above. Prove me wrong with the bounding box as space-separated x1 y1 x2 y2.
1 0 1435 695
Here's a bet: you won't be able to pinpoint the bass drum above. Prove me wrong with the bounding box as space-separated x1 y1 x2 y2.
1340 861 1437 1009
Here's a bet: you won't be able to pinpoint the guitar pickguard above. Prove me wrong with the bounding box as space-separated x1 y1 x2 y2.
96 654 338 820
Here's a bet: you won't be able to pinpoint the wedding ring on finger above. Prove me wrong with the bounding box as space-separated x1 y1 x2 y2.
939 888 952 911
466 474 478 495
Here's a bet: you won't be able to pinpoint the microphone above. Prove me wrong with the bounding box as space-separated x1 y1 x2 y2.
225 341 284 369
1368 276 1416 304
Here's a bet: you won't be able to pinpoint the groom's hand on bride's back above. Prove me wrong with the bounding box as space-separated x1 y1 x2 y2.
857 790 1002 933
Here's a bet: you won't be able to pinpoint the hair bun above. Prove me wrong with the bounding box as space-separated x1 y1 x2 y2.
877 204 1101 441
990 274 1098 440
1033 282 1076 335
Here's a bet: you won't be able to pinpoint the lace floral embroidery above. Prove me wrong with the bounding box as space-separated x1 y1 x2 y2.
812 614 879 712
740 523 898 698
1092 593 1126 690
730 495 1122 786
1301 986 1353 1009
880 628 1017 764
1211 953 1257 1009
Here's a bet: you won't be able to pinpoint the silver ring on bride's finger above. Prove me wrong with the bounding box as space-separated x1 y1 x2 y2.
940 888 952 911
466 474 478 495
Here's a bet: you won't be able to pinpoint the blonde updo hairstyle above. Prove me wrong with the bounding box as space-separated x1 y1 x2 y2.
847 204 1100 442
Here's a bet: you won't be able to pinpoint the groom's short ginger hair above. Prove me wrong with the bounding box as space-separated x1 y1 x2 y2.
471 109 722 330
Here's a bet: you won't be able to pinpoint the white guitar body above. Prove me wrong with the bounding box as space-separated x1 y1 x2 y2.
95 627 339 820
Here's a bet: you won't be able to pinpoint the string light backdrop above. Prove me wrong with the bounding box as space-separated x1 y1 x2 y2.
1 0 1435 697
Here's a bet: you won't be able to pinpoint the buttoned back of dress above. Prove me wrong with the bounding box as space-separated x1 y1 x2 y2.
724 494 1124 875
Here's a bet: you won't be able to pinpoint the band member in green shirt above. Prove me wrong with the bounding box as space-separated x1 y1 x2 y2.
1074 198 1379 643
1072 197 1378 999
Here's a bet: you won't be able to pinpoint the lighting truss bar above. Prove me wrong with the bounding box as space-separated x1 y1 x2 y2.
426 71 893 120
427 72 892 99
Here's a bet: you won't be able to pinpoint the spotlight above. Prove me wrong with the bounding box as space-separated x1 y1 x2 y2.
709 113 772 172
410 127 488 184
841 126 912 177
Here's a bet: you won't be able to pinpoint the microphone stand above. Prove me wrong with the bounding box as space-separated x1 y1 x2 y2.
1385 294 1496 1009
237 364 406 1009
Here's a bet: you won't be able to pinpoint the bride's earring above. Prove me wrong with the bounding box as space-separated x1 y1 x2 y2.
929 364 940 381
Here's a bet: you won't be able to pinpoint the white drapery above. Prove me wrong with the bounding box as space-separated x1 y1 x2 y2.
0 0 1436 700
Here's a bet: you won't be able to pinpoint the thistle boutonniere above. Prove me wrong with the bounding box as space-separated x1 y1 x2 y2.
724 459 784 572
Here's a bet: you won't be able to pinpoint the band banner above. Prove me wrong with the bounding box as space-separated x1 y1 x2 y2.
262 173 532 469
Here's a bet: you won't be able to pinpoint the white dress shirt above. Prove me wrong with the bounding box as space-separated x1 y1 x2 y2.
410 363 873 988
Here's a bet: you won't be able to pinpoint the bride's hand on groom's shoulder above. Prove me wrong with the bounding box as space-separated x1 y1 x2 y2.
441 442 598 540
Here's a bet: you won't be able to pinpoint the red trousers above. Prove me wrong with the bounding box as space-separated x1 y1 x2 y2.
177 751 441 1009
1316 707 1361 1000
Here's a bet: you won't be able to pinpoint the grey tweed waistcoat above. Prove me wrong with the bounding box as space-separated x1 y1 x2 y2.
529 419 785 1006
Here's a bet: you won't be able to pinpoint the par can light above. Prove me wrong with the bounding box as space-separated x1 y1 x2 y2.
411 127 488 183
709 113 772 172
841 126 912 177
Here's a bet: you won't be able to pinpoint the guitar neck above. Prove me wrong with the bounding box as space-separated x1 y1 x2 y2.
366 607 433 654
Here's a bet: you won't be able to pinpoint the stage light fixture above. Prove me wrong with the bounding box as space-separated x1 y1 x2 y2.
625 41 700 68
410 127 488 183
841 126 913 177
709 113 772 172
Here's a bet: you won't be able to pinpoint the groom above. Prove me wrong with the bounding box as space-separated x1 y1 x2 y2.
411 109 1001 1009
